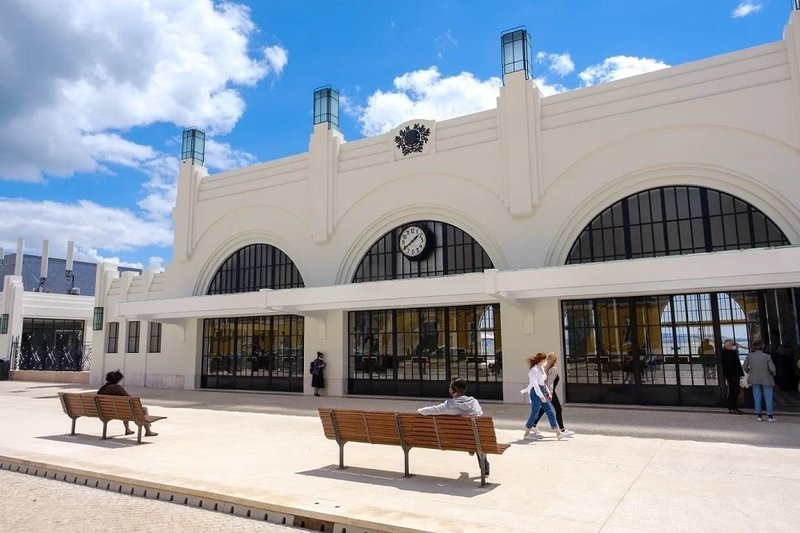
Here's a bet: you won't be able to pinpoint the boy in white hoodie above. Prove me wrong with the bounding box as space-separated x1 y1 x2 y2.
418 377 488 475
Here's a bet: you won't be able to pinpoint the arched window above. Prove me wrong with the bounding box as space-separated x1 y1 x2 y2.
352 221 493 283
566 186 789 264
207 244 304 295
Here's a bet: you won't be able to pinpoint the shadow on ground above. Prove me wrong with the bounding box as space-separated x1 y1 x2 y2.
299 465 498 496
37 434 149 449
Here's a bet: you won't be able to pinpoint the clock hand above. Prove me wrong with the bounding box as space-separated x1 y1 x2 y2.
402 234 422 252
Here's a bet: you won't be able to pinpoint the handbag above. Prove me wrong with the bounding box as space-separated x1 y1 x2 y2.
740 372 750 389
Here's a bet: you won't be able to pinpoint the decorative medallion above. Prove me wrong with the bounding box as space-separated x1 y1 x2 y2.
394 123 431 156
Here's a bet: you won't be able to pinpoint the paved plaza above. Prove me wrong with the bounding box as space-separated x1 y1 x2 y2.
0 380 798 532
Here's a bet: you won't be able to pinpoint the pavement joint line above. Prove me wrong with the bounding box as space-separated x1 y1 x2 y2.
0 455 429 533
599 437 667 531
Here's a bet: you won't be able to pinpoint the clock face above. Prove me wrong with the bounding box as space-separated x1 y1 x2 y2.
399 225 430 259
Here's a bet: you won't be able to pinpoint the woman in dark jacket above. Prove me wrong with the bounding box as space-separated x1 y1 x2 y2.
310 352 326 396
721 340 744 414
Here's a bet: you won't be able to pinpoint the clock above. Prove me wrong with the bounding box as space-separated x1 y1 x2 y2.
399 224 431 260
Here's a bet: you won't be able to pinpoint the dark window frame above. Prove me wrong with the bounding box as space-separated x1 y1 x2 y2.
352 221 494 283
92 307 104 331
147 322 162 354
208 243 305 295
0 313 8 334
126 321 140 353
107 322 119 354
566 186 789 264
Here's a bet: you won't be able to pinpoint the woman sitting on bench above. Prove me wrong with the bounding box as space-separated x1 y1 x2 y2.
98 370 158 437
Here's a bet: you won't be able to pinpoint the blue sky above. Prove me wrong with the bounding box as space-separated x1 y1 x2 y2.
0 0 791 269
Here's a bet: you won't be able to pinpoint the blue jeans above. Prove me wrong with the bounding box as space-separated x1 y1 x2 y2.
526 390 558 429
752 384 774 416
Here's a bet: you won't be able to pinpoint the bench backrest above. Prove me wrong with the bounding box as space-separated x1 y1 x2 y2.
96 394 134 422
95 395 147 423
319 409 504 454
59 392 100 418
397 414 480 453
319 409 403 446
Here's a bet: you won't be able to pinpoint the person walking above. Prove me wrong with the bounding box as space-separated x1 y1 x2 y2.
97 370 158 437
310 351 326 396
721 339 744 414
418 377 489 476
743 342 777 422
521 353 566 440
528 352 574 437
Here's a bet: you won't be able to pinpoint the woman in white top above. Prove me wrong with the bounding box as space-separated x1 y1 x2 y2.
521 352 566 440
530 353 574 437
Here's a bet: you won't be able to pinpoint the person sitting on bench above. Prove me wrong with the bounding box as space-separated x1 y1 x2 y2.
417 377 489 475
98 370 158 437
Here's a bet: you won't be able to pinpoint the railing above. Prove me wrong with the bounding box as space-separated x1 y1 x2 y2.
9 335 92 372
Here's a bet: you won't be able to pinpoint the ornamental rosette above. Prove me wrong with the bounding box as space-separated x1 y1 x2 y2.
394 123 431 156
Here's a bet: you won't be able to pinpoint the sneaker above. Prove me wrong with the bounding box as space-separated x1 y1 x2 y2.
768 416 775 422
756 416 763 422
557 432 567 441
561 429 575 437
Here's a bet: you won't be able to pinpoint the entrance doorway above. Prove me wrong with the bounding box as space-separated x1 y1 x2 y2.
563 288 800 409
348 304 503 399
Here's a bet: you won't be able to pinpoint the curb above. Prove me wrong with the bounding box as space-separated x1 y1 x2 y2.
0 455 430 533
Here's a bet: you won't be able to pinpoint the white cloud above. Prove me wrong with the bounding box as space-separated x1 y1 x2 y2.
0 198 174 263
732 2 762 18
205 139 258 171
536 52 575 77
353 67 502 136
534 77 569 97
263 45 288 75
0 0 286 182
579 56 670 86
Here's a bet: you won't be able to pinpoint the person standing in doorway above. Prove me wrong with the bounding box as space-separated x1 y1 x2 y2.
699 338 716 380
310 351 326 396
521 353 566 441
418 377 489 476
721 339 744 414
743 342 777 422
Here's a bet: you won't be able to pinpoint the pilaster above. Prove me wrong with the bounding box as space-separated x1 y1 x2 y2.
784 10 800 147
497 70 544 217
172 161 206 262
308 123 344 243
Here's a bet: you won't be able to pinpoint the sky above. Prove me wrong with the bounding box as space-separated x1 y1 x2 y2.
0 0 793 270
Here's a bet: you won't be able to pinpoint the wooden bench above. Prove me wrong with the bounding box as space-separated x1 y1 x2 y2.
58 392 166 444
318 408 509 486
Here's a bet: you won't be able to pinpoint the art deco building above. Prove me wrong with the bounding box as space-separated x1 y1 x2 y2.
92 11 800 409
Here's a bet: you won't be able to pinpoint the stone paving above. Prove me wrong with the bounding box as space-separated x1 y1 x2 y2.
0 469 301 533
1 380 799 532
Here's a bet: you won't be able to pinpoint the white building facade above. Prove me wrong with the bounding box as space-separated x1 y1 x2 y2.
95 14 800 408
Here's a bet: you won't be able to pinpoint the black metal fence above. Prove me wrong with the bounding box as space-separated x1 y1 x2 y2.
9 335 92 372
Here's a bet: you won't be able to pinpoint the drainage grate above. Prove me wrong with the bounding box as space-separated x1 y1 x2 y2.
0 460 383 533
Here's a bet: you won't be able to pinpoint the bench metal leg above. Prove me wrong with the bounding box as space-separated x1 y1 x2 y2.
477 452 487 487
101 421 108 439
70 417 77 436
403 447 411 478
338 442 345 469
137 425 143 444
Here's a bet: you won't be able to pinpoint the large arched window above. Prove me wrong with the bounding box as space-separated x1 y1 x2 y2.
566 186 789 264
207 244 304 295
352 220 493 283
